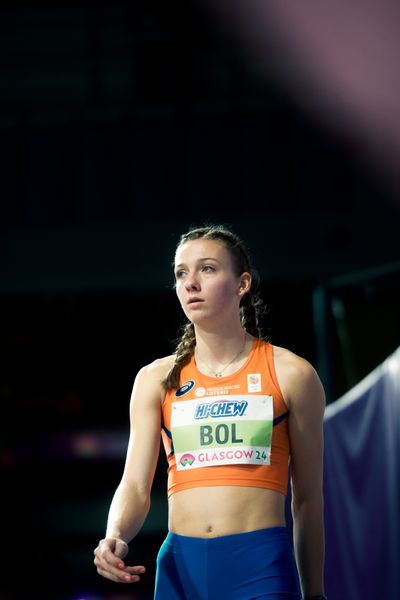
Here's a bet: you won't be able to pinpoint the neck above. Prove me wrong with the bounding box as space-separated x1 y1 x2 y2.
194 322 247 362
193 323 253 379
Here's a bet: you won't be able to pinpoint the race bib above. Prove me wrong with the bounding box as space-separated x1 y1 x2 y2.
171 394 273 470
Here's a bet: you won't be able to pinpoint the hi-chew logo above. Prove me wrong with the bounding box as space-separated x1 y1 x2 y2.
176 380 195 397
194 400 248 419
179 453 195 467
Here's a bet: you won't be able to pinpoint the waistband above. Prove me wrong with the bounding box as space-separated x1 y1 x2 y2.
166 526 290 547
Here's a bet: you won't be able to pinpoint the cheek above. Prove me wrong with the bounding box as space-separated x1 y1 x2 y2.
175 282 190 312
175 283 184 304
211 279 237 304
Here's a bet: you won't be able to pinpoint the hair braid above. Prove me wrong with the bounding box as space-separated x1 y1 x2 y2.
163 322 196 389
240 293 266 339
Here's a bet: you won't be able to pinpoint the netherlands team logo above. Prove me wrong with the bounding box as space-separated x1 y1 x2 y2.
247 373 261 392
175 380 195 397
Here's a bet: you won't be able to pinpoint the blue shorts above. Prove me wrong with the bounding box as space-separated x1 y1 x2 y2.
154 527 301 600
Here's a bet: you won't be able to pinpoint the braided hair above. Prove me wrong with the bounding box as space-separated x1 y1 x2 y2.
163 225 266 390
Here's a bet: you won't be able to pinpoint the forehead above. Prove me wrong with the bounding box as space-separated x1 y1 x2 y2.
174 238 230 264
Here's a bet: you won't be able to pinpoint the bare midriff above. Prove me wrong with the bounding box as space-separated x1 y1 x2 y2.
168 486 286 538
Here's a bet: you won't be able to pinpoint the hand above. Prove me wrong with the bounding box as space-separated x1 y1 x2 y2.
93 537 146 583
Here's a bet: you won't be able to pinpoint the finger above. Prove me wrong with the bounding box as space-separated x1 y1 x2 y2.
120 565 146 576
93 550 124 577
99 546 127 569
96 567 130 583
94 551 145 582
96 565 143 583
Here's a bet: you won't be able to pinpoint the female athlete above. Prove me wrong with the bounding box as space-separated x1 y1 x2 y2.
94 224 326 600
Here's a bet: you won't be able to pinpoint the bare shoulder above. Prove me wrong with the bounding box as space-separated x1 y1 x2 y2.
272 345 317 379
139 354 176 379
130 354 176 406
272 345 325 412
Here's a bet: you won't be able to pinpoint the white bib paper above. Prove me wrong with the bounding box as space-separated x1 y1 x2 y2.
171 394 273 471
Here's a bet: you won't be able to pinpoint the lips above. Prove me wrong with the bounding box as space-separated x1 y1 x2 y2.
187 297 204 305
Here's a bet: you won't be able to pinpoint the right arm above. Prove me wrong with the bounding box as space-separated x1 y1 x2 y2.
94 359 168 584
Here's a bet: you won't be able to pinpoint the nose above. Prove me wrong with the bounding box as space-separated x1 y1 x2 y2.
184 272 200 291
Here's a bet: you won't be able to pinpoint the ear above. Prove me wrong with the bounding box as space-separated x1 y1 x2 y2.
238 272 252 298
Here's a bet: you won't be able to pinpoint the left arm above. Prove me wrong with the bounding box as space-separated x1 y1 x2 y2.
276 350 326 598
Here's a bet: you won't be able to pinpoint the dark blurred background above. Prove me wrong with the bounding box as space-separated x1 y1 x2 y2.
1 2 399 599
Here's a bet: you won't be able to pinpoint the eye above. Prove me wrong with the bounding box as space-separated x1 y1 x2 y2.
202 265 215 273
175 270 186 279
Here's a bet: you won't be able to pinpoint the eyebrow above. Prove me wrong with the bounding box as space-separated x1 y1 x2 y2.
174 257 220 268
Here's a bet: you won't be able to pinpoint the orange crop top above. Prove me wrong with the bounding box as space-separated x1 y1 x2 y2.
161 339 290 497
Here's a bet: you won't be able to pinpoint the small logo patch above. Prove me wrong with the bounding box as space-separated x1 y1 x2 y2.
247 373 261 392
195 387 206 397
176 380 195 397
180 453 195 467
